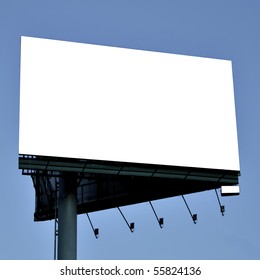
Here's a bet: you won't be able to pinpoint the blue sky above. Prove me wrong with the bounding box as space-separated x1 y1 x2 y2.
0 0 260 260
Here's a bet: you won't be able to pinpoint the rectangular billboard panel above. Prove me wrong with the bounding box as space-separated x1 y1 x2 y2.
19 36 240 171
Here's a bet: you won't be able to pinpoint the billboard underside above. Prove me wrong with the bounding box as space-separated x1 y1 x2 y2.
19 155 239 221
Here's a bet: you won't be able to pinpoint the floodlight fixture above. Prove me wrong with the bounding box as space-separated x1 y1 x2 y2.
118 207 135 233
94 228 99 238
159 218 164 228
215 189 225 216
149 201 164 229
192 214 198 224
181 195 197 224
86 213 99 239
130 222 135 232
220 205 225 216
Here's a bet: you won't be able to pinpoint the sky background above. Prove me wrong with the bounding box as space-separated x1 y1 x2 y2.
0 0 260 260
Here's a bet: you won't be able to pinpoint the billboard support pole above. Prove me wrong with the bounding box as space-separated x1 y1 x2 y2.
58 172 77 260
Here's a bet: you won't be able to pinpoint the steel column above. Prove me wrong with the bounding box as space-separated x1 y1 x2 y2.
58 172 77 260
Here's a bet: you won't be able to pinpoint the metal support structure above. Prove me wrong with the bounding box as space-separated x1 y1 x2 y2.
53 178 59 260
58 172 77 260
182 195 197 224
149 201 164 228
215 189 225 216
86 213 99 238
117 207 135 232
54 218 59 260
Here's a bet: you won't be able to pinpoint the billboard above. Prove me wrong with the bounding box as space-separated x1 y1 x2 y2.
19 36 240 172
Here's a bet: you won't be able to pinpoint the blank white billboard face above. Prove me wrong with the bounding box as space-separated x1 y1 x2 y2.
19 36 240 171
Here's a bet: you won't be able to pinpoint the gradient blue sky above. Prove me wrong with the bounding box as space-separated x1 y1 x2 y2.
0 0 260 260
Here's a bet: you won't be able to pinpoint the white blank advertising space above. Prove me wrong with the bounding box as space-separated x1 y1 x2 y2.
19 36 240 171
